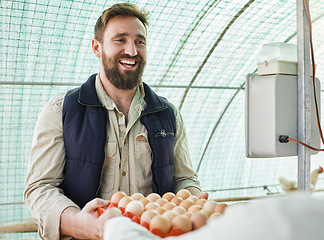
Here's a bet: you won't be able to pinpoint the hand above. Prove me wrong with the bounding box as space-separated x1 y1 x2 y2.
60 198 109 239
199 192 209 200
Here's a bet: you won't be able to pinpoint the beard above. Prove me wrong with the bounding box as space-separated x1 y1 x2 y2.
102 51 146 90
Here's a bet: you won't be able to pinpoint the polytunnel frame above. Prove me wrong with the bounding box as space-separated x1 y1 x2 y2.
166 4 324 176
1 0 324 185
149 0 256 173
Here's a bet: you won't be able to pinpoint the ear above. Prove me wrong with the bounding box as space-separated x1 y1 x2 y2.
92 38 101 58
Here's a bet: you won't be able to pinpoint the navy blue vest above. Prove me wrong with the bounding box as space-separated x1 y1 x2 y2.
60 74 176 209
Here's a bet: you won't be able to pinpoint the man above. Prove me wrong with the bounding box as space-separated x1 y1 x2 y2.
24 3 206 240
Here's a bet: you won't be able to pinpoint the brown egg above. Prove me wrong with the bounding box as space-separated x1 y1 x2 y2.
150 215 171 234
171 196 183 206
187 204 202 213
179 199 194 210
190 211 208 230
162 210 178 222
171 214 192 233
213 203 228 214
195 199 207 207
131 192 144 200
172 206 186 215
176 189 191 200
203 200 218 212
118 196 133 209
209 212 222 218
184 211 192 218
140 209 159 225
155 198 168 207
162 192 175 201
110 191 127 204
145 201 160 210
147 193 161 202
99 207 122 222
139 197 152 206
199 208 212 217
98 207 122 236
187 195 199 203
163 201 177 210
125 200 144 217
155 206 167 215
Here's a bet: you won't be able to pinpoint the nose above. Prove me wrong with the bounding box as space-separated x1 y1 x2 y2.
124 42 137 57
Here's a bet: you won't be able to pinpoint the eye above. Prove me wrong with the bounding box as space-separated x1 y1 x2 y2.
114 38 125 43
136 40 146 45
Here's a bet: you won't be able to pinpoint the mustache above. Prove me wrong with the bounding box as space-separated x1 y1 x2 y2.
117 54 143 61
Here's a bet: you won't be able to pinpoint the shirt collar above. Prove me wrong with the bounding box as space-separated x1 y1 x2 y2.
95 74 146 112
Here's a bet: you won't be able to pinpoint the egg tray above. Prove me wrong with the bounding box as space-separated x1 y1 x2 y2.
98 203 185 238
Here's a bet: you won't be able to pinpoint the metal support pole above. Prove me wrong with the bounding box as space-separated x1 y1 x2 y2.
297 0 311 192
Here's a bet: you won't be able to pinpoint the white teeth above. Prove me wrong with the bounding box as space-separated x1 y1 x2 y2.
120 59 135 65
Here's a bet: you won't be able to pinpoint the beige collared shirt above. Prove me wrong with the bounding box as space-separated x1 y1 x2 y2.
24 74 202 240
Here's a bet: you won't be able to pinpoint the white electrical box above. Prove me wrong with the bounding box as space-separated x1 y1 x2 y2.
245 74 321 158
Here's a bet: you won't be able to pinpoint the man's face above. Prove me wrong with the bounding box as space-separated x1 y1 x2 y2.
100 16 147 90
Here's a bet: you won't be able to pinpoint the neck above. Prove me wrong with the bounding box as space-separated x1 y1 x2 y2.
99 72 137 117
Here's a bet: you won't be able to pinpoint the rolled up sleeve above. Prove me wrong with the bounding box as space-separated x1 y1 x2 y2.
24 93 79 240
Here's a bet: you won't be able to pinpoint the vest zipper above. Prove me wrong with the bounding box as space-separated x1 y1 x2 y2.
78 100 105 108
154 129 175 138
140 106 168 118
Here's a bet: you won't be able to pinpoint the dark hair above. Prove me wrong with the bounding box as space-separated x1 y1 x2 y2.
94 3 149 43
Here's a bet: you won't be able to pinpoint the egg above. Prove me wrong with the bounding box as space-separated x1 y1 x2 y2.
99 207 122 221
187 195 199 203
131 192 144 200
203 200 218 212
147 193 161 202
187 204 202 213
155 206 167 215
118 196 133 209
162 192 175 201
199 208 212 217
150 215 171 234
145 201 160 210
190 211 208 230
110 191 127 204
209 212 222 218
213 203 228 214
98 207 122 237
171 214 192 233
125 200 144 217
139 197 152 206
172 206 186 215
184 211 192 218
171 196 183 206
195 198 207 207
140 209 159 225
162 210 178 222
179 199 194 210
155 198 168 207
176 189 191 200
163 201 177 210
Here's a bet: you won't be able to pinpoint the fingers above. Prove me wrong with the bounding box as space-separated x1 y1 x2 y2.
83 198 110 213
199 192 209 200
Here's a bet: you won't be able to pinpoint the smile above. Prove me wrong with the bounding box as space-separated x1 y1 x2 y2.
119 59 138 68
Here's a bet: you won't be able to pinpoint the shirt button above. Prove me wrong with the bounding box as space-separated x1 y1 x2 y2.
122 171 126 176
119 113 123 118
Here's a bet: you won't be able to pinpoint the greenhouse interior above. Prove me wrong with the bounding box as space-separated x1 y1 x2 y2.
1 0 324 239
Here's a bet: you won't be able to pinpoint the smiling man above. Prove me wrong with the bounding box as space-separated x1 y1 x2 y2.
24 3 205 240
